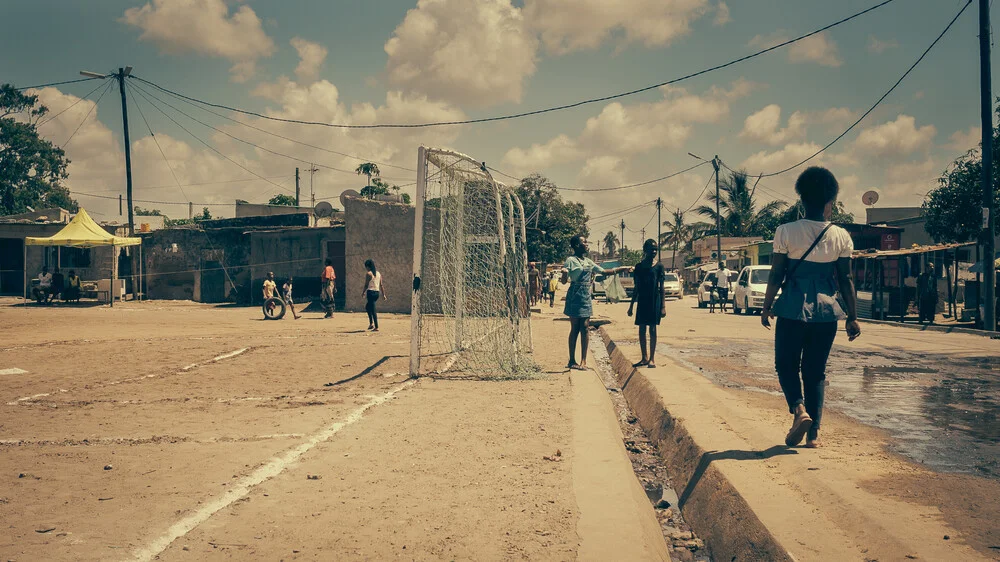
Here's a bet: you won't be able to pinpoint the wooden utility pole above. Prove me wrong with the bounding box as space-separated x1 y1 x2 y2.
712 156 722 265
116 68 134 234
980 0 996 331
620 219 625 262
295 167 300 206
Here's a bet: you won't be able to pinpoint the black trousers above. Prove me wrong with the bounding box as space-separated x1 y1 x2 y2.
366 290 380 328
919 295 937 323
774 318 838 440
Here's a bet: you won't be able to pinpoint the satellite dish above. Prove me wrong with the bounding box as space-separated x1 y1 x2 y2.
314 201 334 218
340 189 360 209
862 190 880 206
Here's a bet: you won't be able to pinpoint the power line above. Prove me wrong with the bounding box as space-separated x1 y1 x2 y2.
61 80 114 149
751 0 972 178
127 0 897 130
14 77 104 91
588 200 655 223
38 78 112 128
71 176 294 193
129 83 294 195
71 190 230 207
681 172 717 214
130 81 411 182
135 77 416 173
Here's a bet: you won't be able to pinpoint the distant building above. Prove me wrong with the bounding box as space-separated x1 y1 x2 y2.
234 200 343 225
865 207 933 247
691 236 763 269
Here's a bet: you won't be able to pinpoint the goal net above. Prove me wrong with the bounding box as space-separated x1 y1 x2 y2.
410 146 533 378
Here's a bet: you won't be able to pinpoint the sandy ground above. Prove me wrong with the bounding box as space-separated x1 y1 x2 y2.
599 296 1000 561
0 299 666 561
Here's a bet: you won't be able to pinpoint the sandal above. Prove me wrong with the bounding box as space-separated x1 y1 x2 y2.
785 412 813 447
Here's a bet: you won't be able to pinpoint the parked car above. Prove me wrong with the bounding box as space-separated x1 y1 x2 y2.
696 269 738 308
663 272 682 299
733 265 778 315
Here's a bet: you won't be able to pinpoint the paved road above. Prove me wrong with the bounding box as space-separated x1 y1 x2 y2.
602 296 1000 478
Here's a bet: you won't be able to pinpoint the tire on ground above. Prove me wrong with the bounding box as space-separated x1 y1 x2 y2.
263 297 286 320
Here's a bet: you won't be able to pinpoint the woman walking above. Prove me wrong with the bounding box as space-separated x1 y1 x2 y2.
362 259 387 331
563 235 630 370
761 167 861 448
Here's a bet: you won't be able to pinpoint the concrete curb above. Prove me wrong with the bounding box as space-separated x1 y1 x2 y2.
860 317 1000 338
597 326 794 562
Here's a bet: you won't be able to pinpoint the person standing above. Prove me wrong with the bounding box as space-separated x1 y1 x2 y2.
761 167 861 449
262 271 278 317
528 263 540 307
715 262 732 313
563 235 630 370
282 277 302 320
548 271 558 308
917 262 938 325
321 258 337 318
628 239 666 368
362 259 387 331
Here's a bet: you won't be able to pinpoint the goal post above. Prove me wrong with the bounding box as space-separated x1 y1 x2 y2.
409 146 533 378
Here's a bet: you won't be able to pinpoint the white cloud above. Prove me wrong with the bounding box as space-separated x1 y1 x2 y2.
713 2 731 26
578 155 629 187
883 158 938 197
853 115 936 157
121 0 275 82
384 0 538 108
749 31 842 67
290 38 328 84
867 35 898 54
946 126 981 153
524 0 710 54
739 104 806 146
502 80 753 172
740 142 825 175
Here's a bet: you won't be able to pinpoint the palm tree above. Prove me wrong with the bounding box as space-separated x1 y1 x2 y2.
355 162 380 187
696 169 786 238
660 209 711 270
603 231 619 257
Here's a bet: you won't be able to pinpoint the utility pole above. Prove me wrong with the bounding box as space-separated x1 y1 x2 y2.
81 66 133 233
188 201 193 220
620 219 626 262
308 165 319 208
980 0 996 331
295 167 301 206
656 197 662 266
712 156 722 266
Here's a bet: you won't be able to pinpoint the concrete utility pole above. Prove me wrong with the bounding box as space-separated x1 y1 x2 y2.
980 0 996 331
712 156 722 265
295 167 300 206
188 201 193 220
308 165 319 208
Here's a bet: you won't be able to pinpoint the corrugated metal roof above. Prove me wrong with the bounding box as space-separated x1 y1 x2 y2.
852 241 976 259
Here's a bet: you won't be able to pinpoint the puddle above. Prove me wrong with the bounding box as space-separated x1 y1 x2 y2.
656 339 1000 478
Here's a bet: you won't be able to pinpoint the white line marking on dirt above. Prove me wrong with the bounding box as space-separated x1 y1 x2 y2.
10 348 251 403
0 433 305 446
0 368 28 375
129 378 416 562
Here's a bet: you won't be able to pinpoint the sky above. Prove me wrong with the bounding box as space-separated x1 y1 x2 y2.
0 0 993 250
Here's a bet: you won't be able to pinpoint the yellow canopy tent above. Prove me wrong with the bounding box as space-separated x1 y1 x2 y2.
24 209 142 307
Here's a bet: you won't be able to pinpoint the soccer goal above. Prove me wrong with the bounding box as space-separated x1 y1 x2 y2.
409 146 533 378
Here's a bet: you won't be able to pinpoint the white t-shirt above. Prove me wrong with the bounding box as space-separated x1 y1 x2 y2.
38 272 52 288
773 220 854 262
366 271 382 292
716 269 732 289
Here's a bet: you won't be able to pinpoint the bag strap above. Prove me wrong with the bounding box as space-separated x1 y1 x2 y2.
785 223 834 280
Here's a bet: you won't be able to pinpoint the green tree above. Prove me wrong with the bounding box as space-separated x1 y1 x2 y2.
360 177 391 199
134 206 164 216
697 170 786 239
660 208 711 269
619 247 643 267
0 84 77 215
774 200 856 226
513 174 589 264
355 162 380 188
602 231 619 257
923 147 1000 243
268 194 297 206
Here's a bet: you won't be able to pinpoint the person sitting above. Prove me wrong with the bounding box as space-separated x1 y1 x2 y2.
64 270 82 303
50 268 65 303
33 266 53 304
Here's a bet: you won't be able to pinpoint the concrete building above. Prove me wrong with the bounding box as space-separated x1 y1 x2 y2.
343 197 414 314
235 200 344 225
691 237 763 269
865 207 933 247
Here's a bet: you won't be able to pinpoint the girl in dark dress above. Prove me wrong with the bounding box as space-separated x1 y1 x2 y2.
628 239 666 368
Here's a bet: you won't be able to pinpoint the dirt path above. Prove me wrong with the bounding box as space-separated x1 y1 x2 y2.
598 297 1000 561
0 300 667 560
